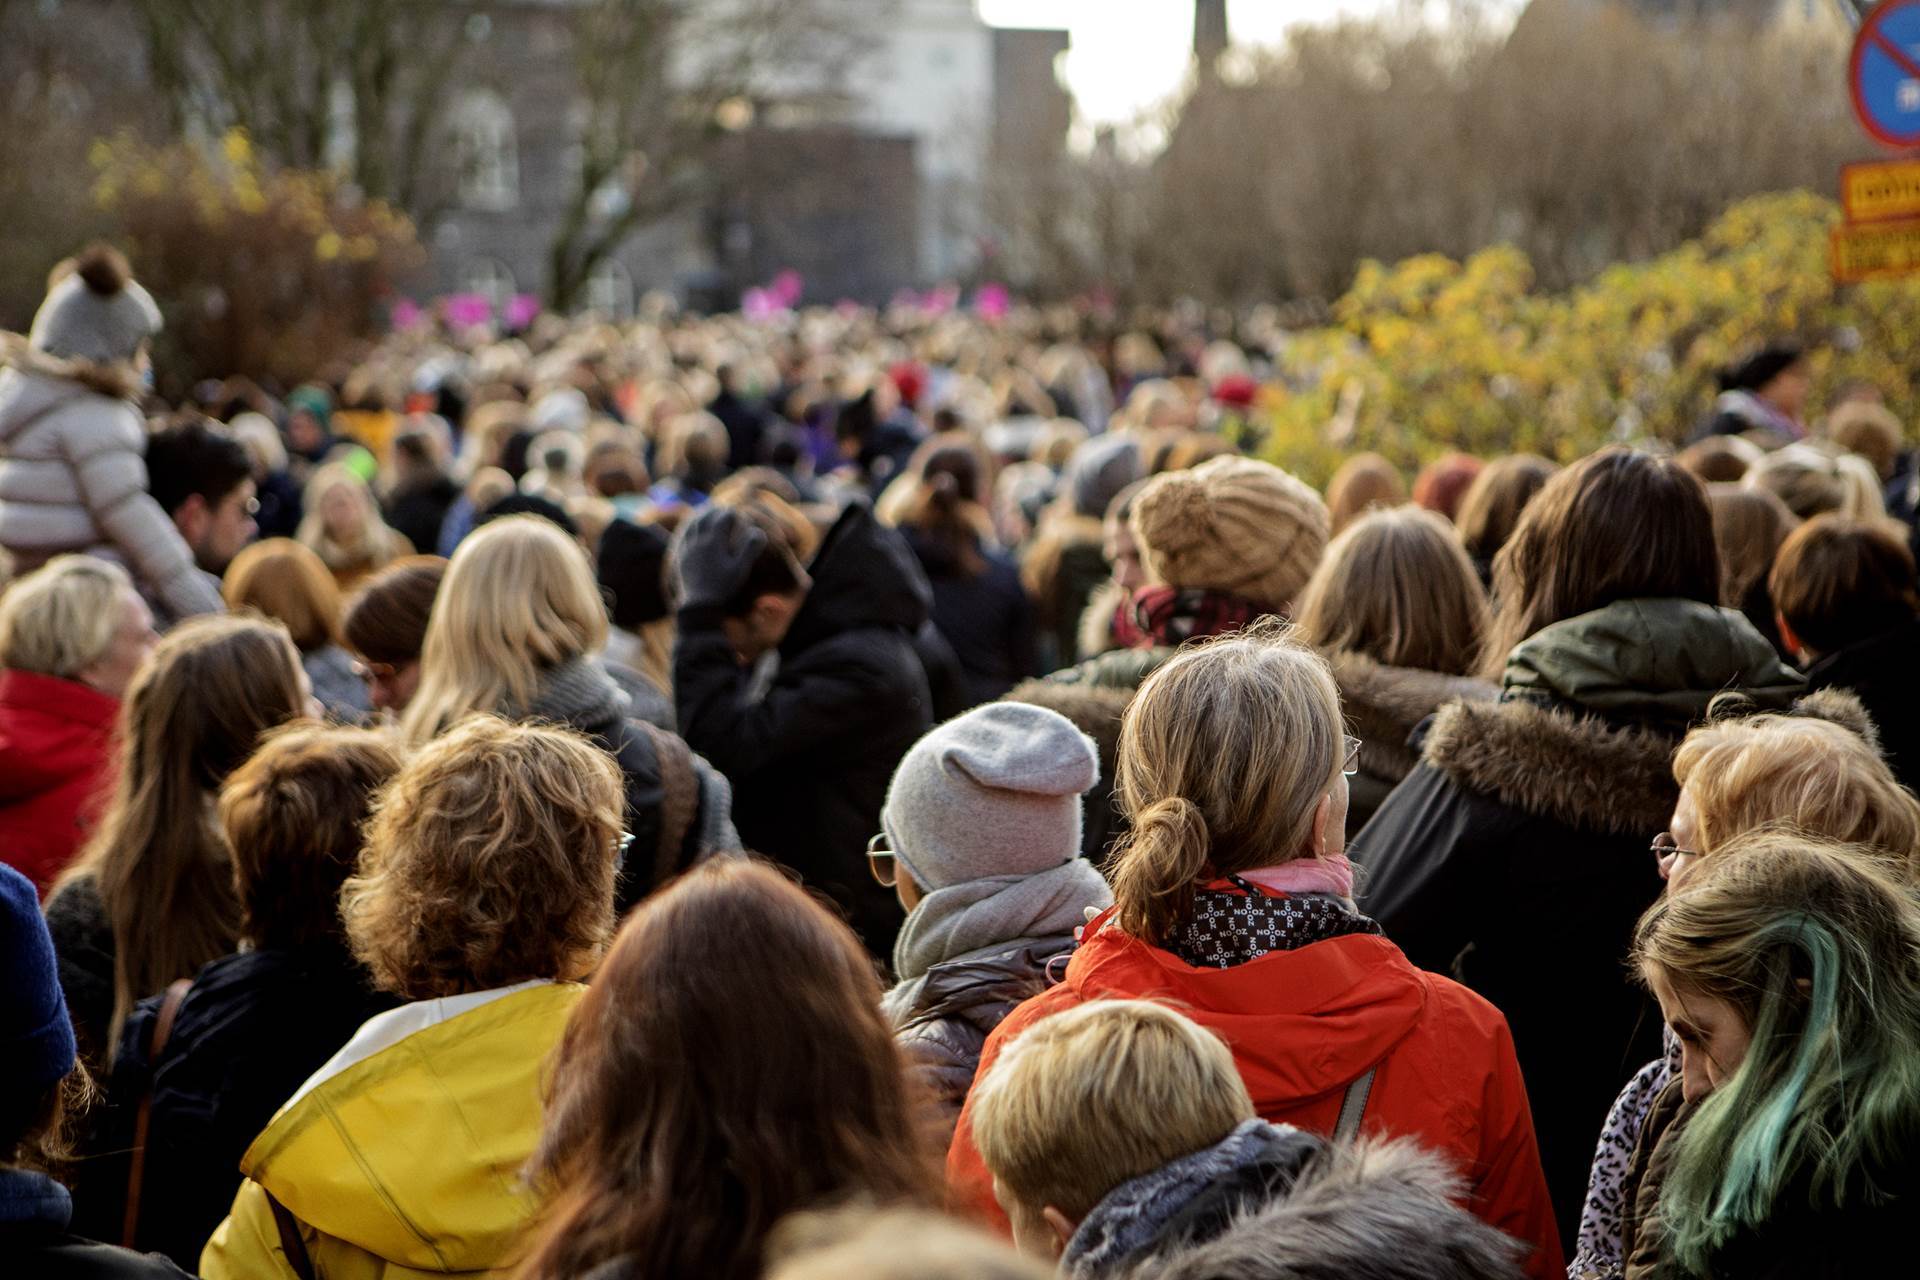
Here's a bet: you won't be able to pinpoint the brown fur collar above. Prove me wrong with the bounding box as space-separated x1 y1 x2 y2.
1422 697 1679 838
1329 651 1496 782
0 332 143 400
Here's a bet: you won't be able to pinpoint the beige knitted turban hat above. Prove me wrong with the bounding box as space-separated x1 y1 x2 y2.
1129 455 1330 614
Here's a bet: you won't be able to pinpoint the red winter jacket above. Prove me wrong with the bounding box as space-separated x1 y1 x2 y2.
946 907 1565 1280
0 670 118 895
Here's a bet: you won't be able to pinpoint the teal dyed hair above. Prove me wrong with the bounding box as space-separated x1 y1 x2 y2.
1634 832 1920 1275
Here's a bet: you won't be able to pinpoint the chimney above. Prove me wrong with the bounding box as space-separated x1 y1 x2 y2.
1194 0 1229 79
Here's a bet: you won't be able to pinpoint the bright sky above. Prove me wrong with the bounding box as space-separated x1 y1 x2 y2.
978 0 1523 129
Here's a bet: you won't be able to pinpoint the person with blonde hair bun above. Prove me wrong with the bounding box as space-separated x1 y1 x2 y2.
1571 694 1920 1280
1616 832 1920 1278
0 555 156 892
200 716 626 1280
947 623 1563 1280
403 515 734 912
1294 507 1495 833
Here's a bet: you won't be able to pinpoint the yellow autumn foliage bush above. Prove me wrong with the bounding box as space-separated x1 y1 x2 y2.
89 130 422 392
1261 191 1920 486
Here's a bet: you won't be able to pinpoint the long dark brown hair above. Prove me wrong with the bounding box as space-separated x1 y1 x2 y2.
515 860 934 1280
1479 447 1720 677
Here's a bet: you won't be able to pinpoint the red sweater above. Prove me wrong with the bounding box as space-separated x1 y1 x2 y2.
946 909 1565 1280
0 670 118 895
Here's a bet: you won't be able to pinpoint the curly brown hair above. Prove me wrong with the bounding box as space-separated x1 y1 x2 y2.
343 715 624 1000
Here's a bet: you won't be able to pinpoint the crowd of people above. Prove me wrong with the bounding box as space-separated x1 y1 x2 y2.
3 245 1920 1280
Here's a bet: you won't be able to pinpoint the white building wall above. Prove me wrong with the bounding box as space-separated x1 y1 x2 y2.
845 0 993 280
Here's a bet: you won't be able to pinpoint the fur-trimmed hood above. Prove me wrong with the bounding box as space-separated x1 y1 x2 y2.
1329 651 1496 782
1422 698 1680 838
0 332 143 403
1424 685 1872 841
1104 1134 1528 1280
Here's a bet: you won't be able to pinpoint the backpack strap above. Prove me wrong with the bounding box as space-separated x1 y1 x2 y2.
121 976 192 1248
266 1189 320 1280
636 721 699 888
1333 1064 1379 1144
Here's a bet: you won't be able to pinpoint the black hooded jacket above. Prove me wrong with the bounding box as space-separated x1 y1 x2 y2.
676 502 934 957
71 948 394 1269
1804 617 1920 795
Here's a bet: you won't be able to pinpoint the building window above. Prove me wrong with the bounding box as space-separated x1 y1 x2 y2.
460 257 517 310
585 260 636 319
454 90 519 211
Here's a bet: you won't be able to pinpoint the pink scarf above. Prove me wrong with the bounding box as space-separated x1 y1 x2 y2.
1228 854 1356 901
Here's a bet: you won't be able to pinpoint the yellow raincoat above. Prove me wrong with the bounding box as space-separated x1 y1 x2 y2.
200 981 582 1279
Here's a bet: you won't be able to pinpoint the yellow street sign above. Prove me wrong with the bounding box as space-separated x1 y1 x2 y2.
1832 216 1920 283
1842 159 1920 224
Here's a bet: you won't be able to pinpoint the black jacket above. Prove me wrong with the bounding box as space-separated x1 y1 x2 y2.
1353 701 1671 1247
1353 598 1803 1246
1804 617 1920 795
676 503 933 958
1325 651 1495 837
0 1172 190 1280
903 529 1036 709
71 948 394 1269
383 474 459 557
708 388 768 471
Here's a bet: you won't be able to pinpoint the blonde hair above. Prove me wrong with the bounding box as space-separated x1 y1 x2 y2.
972 1000 1253 1220
1675 713 1920 877
222 538 345 652
1826 401 1904 482
400 516 610 744
0 555 132 678
1707 484 1798 609
766 1209 1051 1280
343 715 623 1000
55 615 306 1045
1294 507 1489 675
297 463 409 576
1110 622 1343 942
1744 444 1887 522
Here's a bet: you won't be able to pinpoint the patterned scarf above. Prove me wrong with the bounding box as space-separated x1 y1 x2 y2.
1110 585 1265 651
1169 876 1382 970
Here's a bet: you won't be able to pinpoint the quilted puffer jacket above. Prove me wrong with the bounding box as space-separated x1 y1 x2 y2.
0 340 221 620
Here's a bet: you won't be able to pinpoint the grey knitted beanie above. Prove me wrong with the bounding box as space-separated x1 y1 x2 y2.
882 702 1100 892
29 245 162 366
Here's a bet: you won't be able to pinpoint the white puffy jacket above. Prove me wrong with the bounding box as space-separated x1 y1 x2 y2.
0 341 222 620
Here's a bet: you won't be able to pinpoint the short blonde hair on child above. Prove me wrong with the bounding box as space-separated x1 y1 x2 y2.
971 1000 1253 1221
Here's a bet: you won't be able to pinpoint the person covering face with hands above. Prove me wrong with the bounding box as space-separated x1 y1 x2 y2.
672 497 934 959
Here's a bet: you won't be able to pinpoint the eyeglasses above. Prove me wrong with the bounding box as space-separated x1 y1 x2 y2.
867 832 898 887
1343 735 1362 778
1651 832 1698 880
352 660 399 685
616 830 635 860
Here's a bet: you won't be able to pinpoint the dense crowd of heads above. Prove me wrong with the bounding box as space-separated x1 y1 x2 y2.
4 247 1920 1280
